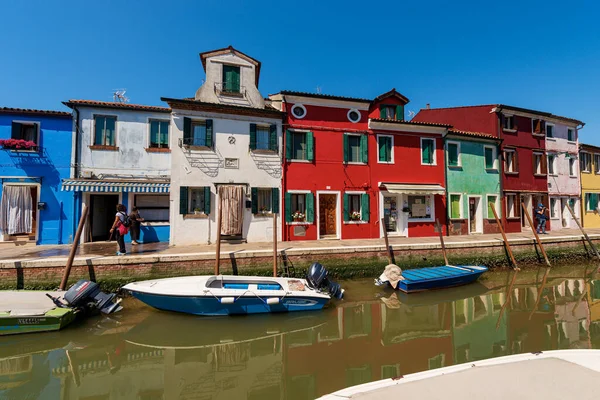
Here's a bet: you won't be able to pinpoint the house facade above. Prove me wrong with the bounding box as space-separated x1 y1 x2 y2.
0 107 74 244
164 46 283 246
62 100 172 243
580 143 600 228
444 130 502 235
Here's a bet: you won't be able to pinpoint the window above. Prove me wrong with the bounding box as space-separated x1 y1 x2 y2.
344 134 367 163
504 149 517 172
568 129 575 142
586 193 599 212
291 104 307 119
421 138 435 165
179 186 211 215
532 119 545 135
149 120 169 148
286 192 315 223
408 195 432 221
94 115 116 146
550 198 558 219
547 154 556 175
135 194 169 222
569 158 576 177
546 124 554 138
377 135 393 163
344 193 369 222
251 187 279 214
447 142 460 167
449 194 462 219
183 117 213 148
256 126 269 149
487 195 498 219
258 188 272 213
484 146 497 169
533 153 544 175
379 104 404 120
250 124 277 151
10 121 39 147
428 354 445 370
286 130 314 161
503 115 515 130
347 109 361 123
580 152 592 173
506 194 519 218
222 64 240 93
595 154 600 174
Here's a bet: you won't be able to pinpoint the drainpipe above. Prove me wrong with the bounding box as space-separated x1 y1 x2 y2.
281 95 288 241
72 106 81 242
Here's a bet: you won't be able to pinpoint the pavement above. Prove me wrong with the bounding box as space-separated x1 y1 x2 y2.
0 227 598 265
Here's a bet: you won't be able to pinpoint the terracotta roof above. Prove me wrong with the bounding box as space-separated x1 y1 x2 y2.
277 90 372 104
419 104 498 111
63 100 170 113
370 118 451 128
199 46 261 86
495 104 584 126
447 129 500 141
373 88 410 104
580 143 600 152
161 97 283 118
0 107 71 117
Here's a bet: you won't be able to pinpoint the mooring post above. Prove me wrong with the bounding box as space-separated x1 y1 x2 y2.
521 202 551 267
435 219 449 266
380 218 395 264
490 203 519 270
566 203 600 261
60 205 88 290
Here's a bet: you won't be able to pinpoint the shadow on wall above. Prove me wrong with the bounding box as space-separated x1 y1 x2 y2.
139 226 160 243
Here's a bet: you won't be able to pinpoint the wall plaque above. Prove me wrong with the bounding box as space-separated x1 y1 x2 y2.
224 158 239 169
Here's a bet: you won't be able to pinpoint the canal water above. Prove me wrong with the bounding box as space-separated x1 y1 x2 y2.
1 266 599 400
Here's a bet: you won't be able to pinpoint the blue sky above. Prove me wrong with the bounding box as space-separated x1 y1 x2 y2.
1 0 598 143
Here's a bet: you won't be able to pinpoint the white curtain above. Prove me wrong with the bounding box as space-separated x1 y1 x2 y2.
219 185 244 236
0 186 33 235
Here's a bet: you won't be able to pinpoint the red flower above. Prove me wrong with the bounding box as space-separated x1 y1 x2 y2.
0 138 37 149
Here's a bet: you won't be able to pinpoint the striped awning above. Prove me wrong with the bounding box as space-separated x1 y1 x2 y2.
61 179 170 193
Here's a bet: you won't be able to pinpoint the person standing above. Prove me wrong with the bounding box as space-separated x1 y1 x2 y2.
110 204 128 256
535 203 548 234
128 206 144 245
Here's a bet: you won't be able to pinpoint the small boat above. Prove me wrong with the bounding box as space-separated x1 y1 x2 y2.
376 264 487 293
0 280 122 336
122 263 344 316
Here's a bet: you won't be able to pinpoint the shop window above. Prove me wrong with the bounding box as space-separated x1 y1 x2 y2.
135 194 169 222
407 195 432 221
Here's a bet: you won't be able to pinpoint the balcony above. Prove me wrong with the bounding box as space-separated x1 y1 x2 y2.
214 82 246 98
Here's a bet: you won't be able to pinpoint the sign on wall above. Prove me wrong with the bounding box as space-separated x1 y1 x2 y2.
225 158 239 169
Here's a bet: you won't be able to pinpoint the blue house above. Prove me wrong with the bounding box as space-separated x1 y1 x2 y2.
0 107 74 245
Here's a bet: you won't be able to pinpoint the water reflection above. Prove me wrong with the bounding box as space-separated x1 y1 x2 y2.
2 269 600 400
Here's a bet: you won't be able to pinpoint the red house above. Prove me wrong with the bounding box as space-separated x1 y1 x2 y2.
413 105 550 233
268 90 448 241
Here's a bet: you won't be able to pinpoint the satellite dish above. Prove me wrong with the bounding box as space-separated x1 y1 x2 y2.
112 89 129 103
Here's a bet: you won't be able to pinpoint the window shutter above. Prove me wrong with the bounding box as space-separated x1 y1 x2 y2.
269 124 277 152
11 122 22 139
272 188 279 214
285 192 291 222
249 123 257 150
361 193 370 221
203 186 211 214
343 134 349 163
183 117 192 145
251 187 258 214
513 115 518 131
205 119 213 148
533 119 539 134
306 193 315 223
422 140 432 164
232 67 240 92
396 105 404 121
179 186 189 215
484 148 493 169
307 131 314 161
379 105 386 119
514 151 519 172
360 135 368 163
487 199 494 219
285 130 292 160
541 153 547 174
343 194 349 221
451 196 460 219
539 121 546 135
379 137 386 162
448 143 458 166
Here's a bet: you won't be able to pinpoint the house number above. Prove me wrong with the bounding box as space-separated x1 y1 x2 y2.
228 136 236 144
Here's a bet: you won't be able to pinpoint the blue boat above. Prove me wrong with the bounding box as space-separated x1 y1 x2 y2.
376 265 488 293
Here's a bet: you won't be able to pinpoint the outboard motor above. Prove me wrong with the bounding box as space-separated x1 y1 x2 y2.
64 280 122 314
306 263 344 299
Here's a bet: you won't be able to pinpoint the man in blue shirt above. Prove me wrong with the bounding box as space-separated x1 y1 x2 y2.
535 203 548 234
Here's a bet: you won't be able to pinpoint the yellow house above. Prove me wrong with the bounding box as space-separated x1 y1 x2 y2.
580 144 600 227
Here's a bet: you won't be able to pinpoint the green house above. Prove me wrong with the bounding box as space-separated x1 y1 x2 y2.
445 131 501 235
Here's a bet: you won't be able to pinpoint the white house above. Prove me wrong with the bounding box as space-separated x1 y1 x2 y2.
163 46 283 245
62 100 172 243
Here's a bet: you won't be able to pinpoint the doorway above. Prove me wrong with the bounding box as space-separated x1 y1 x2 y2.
468 196 482 234
318 193 337 239
219 185 244 237
382 194 408 237
520 194 532 231
90 194 119 241
0 185 37 241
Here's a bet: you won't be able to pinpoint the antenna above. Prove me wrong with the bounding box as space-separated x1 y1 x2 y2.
408 110 416 118
315 86 322 94
112 89 129 103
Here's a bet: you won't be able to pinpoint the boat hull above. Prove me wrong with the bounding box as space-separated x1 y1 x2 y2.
0 308 76 336
394 265 488 293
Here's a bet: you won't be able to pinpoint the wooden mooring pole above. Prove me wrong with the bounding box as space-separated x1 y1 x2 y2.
381 218 395 265
60 205 88 290
215 200 222 275
435 219 449 266
566 203 600 261
490 203 519 270
273 213 278 277
521 202 551 267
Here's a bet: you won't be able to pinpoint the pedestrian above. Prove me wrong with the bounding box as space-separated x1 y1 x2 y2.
128 206 144 245
110 204 129 256
535 203 548 234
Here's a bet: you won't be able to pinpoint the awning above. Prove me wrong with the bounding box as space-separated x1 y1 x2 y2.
380 183 445 195
61 179 170 193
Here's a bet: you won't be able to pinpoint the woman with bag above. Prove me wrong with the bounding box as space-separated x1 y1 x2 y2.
110 204 129 256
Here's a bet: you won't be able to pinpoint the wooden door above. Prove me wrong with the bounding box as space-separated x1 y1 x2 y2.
319 194 337 237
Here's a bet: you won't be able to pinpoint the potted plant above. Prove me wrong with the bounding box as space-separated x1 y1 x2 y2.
193 207 202 215
0 139 37 150
259 206 268 215
350 211 361 221
292 211 305 222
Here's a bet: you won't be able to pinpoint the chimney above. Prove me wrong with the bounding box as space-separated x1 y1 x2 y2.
426 103 431 109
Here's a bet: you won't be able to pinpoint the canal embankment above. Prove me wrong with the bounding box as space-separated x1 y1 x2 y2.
1 228 600 290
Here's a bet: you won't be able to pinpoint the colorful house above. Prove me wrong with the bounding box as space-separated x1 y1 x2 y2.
0 107 74 244
164 46 283 246
269 89 448 241
444 130 502 235
579 143 600 227
61 100 172 243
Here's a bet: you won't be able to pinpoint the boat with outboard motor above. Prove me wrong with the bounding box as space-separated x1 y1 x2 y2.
376 264 488 293
122 262 344 316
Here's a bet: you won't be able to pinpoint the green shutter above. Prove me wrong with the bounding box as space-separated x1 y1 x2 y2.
272 188 279 214
361 134 368 163
104 117 115 146
361 193 370 222
285 192 291 222
179 186 189 215
204 186 211 215
485 147 494 169
285 130 292 160
269 124 277 152
150 121 159 146
448 143 458 166
378 137 386 162
160 121 169 146
306 131 314 161
223 65 232 92
183 117 192 145
450 195 460 219
396 105 404 121
487 198 496 219
205 119 213 147
343 134 349 163
306 193 315 223
343 193 349 221
422 139 432 164
379 105 386 119
249 123 257 150
251 187 258 214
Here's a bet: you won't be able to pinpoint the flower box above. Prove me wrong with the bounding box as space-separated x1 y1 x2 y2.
350 211 361 221
0 139 38 151
292 211 306 222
